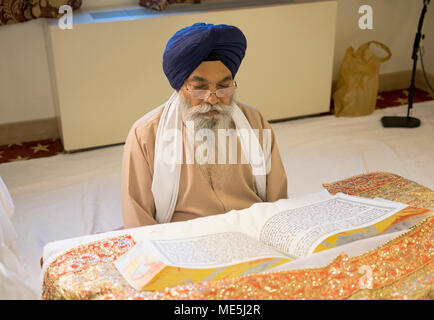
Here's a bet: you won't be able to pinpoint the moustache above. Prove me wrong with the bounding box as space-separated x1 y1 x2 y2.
188 103 229 117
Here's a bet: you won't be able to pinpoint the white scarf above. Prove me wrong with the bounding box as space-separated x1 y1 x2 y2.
151 91 267 224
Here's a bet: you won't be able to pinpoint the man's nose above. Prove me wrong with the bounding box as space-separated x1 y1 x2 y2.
204 92 219 105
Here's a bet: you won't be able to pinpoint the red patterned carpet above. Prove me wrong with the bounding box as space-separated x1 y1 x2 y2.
0 138 63 164
375 88 433 108
0 88 433 164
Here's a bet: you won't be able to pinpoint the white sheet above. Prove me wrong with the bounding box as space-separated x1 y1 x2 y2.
0 100 433 298
0 177 14 219
272 101 434 197
0 177 17 252
0 146 124 295
0 177 39 299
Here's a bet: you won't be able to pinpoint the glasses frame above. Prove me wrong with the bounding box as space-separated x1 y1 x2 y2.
185 80 238 100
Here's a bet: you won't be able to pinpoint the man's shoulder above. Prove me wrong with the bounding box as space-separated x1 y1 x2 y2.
128 105 165 141
236 101 268 128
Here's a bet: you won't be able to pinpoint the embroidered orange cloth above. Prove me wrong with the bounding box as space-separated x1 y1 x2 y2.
323 172 434 209
42 172 434 300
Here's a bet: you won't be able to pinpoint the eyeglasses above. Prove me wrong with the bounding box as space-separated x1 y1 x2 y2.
185 81 237 100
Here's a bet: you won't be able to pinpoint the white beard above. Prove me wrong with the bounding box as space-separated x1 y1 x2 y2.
179 93 234 131
178 92 235 186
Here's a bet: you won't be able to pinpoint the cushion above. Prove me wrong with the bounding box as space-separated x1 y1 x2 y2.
0 0 82 26
139 0 201 11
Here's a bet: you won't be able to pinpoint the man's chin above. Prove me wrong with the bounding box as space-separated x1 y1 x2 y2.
198 111 220 119
196 118 219 130
204 110 219 116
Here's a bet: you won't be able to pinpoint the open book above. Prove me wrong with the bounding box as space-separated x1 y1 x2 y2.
114 192 432 291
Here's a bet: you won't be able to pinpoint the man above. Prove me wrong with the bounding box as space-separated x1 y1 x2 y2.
121 22 287 228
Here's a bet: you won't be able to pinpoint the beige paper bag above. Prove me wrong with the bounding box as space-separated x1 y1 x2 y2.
333 41 392 117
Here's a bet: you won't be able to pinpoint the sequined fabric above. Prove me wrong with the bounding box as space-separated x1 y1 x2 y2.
98 216 434 300
42 172 434 300
42 235 135 300
323 172 434 209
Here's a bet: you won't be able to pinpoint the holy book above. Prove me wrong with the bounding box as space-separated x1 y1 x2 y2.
114 192 431 291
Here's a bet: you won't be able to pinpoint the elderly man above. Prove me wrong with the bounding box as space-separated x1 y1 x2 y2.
121 22 287 228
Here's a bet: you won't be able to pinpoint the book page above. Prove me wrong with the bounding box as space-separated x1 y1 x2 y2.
147 232 288 268
114 241 166 290
258 193 408 258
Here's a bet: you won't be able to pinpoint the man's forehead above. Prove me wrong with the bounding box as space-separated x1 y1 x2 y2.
189 75 233 83
188 61 232 83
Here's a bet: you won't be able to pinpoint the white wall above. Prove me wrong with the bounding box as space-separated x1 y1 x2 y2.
332 0 433 80
0 19 55 124
48 1 336 150
1 0 433 125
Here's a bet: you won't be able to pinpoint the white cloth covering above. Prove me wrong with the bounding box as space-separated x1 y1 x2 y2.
0 177 38 299
0 101 433 298
0 147 125 296
0 177 17 252
0 177 14 218
272 101 434 197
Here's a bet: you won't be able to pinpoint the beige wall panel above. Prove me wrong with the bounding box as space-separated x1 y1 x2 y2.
332 0 434 80
0 19 56 125
48 1 337 151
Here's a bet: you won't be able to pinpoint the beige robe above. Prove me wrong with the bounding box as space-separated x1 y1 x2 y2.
121 102 288 228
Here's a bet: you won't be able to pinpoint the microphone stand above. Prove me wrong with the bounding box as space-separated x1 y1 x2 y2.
381 0 430 128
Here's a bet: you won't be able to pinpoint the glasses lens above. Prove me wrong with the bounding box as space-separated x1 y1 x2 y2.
216 87 236 98
189 90 209 99
188 86 236 99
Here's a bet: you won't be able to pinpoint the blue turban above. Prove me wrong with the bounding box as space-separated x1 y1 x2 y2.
163 23 247 91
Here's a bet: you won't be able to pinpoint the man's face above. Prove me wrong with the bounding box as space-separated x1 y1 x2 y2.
181 61 234 107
